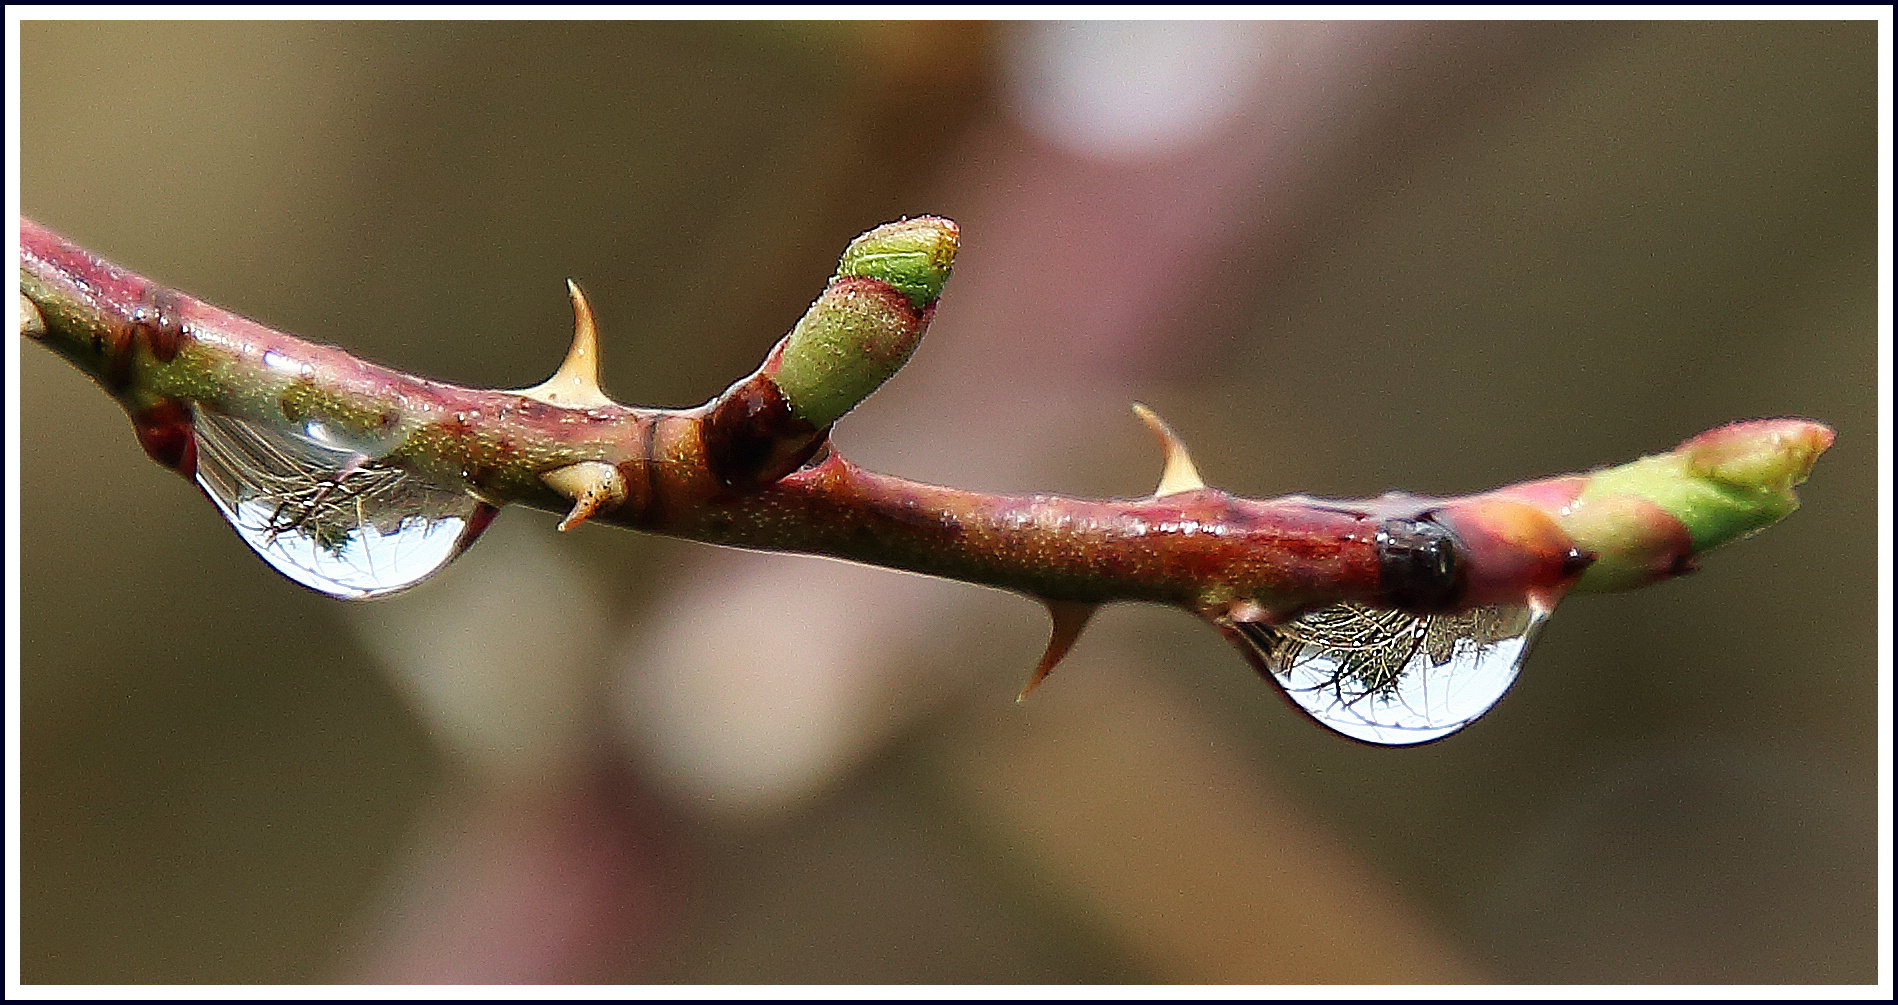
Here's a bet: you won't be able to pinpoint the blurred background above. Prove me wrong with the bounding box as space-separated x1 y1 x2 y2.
17 20 1879 984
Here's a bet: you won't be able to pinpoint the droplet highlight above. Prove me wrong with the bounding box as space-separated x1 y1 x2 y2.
191 408 495 599
1235 603 1547 745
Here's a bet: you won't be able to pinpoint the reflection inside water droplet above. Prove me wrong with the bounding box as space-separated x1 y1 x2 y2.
192 408 494 599
1235 603 1547 745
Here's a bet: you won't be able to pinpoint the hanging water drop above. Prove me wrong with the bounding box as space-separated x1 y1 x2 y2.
191 408 496 599
1232 603 1548 745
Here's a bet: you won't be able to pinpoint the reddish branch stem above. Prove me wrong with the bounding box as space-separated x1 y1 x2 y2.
18 219 1826 639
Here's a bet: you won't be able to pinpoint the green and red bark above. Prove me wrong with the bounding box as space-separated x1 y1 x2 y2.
19 216 1832 642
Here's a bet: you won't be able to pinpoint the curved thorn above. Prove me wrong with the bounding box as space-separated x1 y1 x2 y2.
20 291 47 340
1132 402 1206 497
520 280 616 408
541 460 627 531
1018 600 1098 701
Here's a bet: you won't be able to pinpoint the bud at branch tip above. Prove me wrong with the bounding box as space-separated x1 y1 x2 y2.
771 218 960 429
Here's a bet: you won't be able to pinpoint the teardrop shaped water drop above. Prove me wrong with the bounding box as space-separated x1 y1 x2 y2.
191 408 495 599
1233 603 1548 745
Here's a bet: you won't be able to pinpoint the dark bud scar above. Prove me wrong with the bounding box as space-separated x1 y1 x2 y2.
131 289 186 362
131 399 198 477
1562 547 1598 578
1375 516 1464 613
703 375 823 491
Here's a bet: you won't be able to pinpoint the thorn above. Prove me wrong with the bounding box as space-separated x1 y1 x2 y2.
1018 601 1098 701
519 280 617 408
1526 586 1573 618
1205 600 1285 682
19 292 47 340
541 460 627 531
1132 403 1205 497
1224 598 1271 625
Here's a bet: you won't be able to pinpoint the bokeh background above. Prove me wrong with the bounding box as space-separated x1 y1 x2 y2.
17 20 1880 984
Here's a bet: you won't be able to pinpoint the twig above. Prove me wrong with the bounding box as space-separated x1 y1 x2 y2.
19 218 1833 739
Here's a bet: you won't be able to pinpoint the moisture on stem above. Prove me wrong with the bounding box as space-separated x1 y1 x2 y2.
17 217 1833 744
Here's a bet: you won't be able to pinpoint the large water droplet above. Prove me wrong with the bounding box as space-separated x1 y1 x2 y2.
191 408 496 599
1234 603 1547 745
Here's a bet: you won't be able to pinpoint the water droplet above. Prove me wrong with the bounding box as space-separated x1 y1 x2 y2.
1234 603 1547 745
191 408 495 598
